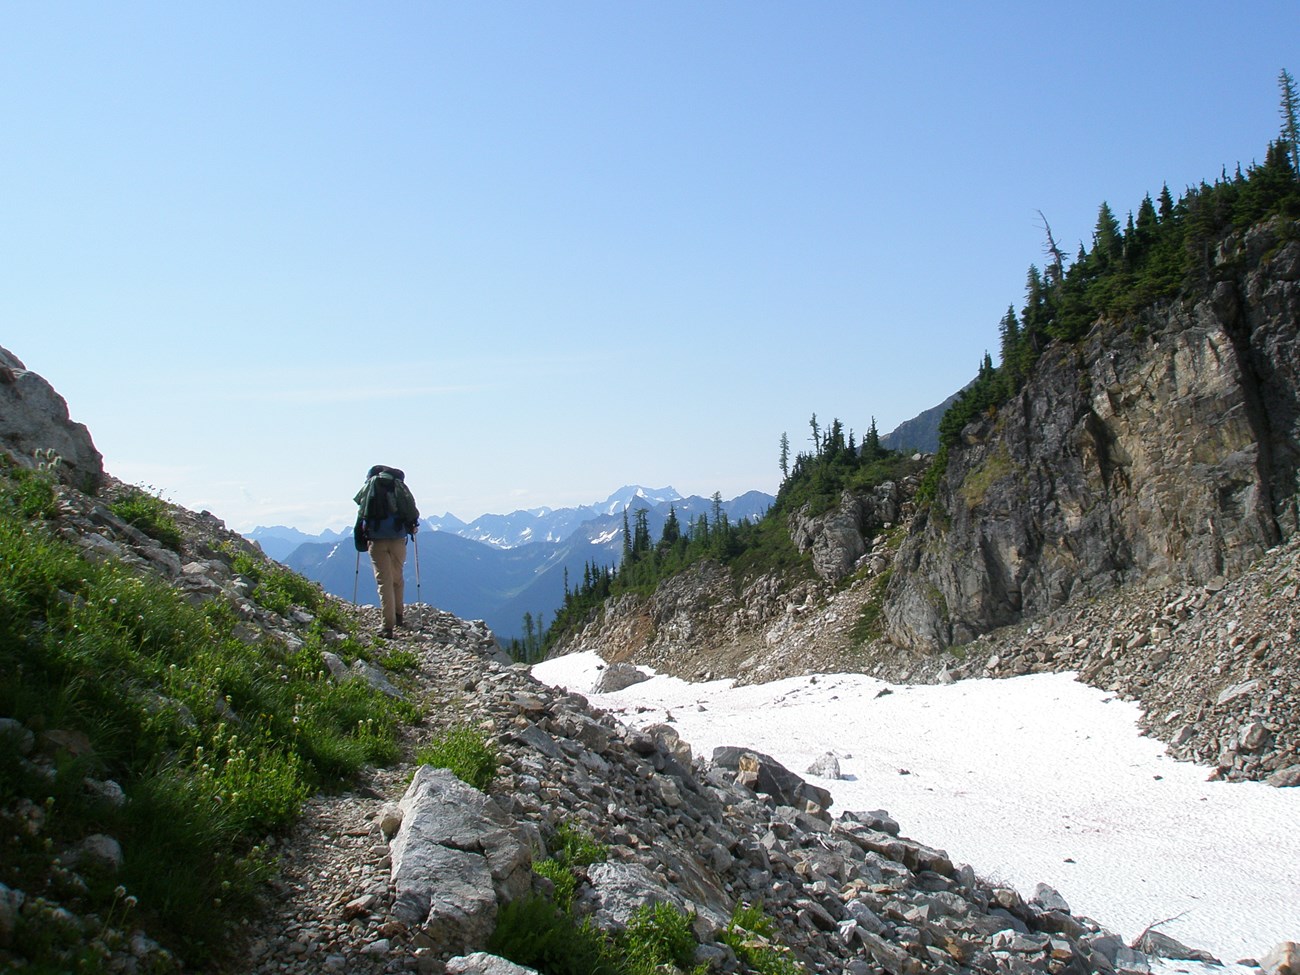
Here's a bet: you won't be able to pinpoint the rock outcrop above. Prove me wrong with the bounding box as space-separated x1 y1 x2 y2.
788 478 915 582
885 218 1300 650
0 345 104 491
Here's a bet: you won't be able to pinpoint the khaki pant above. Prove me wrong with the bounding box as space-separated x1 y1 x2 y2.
368 536 407 631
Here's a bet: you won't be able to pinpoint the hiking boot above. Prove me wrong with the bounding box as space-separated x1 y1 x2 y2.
396 613 404 627
381 627 394 639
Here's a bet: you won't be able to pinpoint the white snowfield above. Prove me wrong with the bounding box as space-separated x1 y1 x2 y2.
532 652 1300 966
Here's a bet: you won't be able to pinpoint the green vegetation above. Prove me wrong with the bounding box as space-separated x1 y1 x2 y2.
489 894 615 975
850 566 893 645
526 422 925 661
719 902 804 975
531 822 609 911
415 722 499 791
109 485 184 552
0 466 411 969
229 548 351 630
490 888 703 975
929 97 1300 495
490 820 717 975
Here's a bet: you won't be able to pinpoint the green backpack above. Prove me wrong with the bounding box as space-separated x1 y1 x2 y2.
353 465 420 549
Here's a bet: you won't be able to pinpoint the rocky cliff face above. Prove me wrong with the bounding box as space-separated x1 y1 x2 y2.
0 346 104 492
885 218 1300 651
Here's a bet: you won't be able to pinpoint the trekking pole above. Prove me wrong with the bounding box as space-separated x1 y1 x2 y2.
352 550 361 604
412 530 422 605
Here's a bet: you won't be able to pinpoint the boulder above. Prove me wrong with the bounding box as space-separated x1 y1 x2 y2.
1133 928 1219 964
446 953 542 975
0 346 104 492
1261 942 1300 975
577 861 681 929
712 746 833 813
596 662 651 693
389 766 532 951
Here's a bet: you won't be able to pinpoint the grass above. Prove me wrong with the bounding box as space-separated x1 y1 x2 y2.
0 467 412 970
415 722 499 791
719 902 803 975
110 485 184 552
229 548 352 630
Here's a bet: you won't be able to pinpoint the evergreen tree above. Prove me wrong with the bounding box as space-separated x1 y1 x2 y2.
1091 202 1123 270
1158 183 1176 221
1280 68 1300 176
997 305 1020 367
632 508 651 558
864 417 881 459
661 505 681 546
779 432 790 481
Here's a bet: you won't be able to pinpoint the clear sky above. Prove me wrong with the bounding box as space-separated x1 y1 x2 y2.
3 3 1295 532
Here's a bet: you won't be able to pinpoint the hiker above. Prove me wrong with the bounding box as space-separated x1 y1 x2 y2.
353 465 420 638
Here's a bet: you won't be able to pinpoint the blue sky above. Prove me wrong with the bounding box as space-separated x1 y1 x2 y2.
3 3 1295 532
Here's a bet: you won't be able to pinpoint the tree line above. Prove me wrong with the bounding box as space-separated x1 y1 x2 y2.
507 418 922 662
921 69 1300 502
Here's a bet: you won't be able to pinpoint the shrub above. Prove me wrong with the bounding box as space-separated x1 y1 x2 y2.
489 895 701 975
416 723 498 791
533 858 578 911
551 821 609 867
488 895 614 975
622 901 698 974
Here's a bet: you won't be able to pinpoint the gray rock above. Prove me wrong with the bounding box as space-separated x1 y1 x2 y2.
1133 928 1219 964
74 833 124 872
389 766 532 949
712 746 833 813
596 662 651 692
805 752 842 779
350 659 403 698
0 883 24 948
0 718 33 756
0 346 104 491
1029 883 1071 914
377 802 404 840
579 861 680 928
446 952 542 975
883 251 1300 651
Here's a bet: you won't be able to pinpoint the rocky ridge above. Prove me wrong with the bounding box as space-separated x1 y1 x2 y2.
4 460 1255 975
884 217 1300 651
6 429 1294 975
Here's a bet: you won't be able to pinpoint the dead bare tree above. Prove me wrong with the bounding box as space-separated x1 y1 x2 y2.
1036 210 1067 287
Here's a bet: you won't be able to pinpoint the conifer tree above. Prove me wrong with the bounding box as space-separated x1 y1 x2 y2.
779 432 790 481
864 417 880 459
1280 68 1300 176
661 505 681 546
1092 202 1123 269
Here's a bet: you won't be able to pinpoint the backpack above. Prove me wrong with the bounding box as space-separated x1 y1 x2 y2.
353 466 420 549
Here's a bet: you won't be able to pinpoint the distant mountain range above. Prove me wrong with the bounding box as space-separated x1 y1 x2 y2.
247 399 949 641
246 486 774 640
